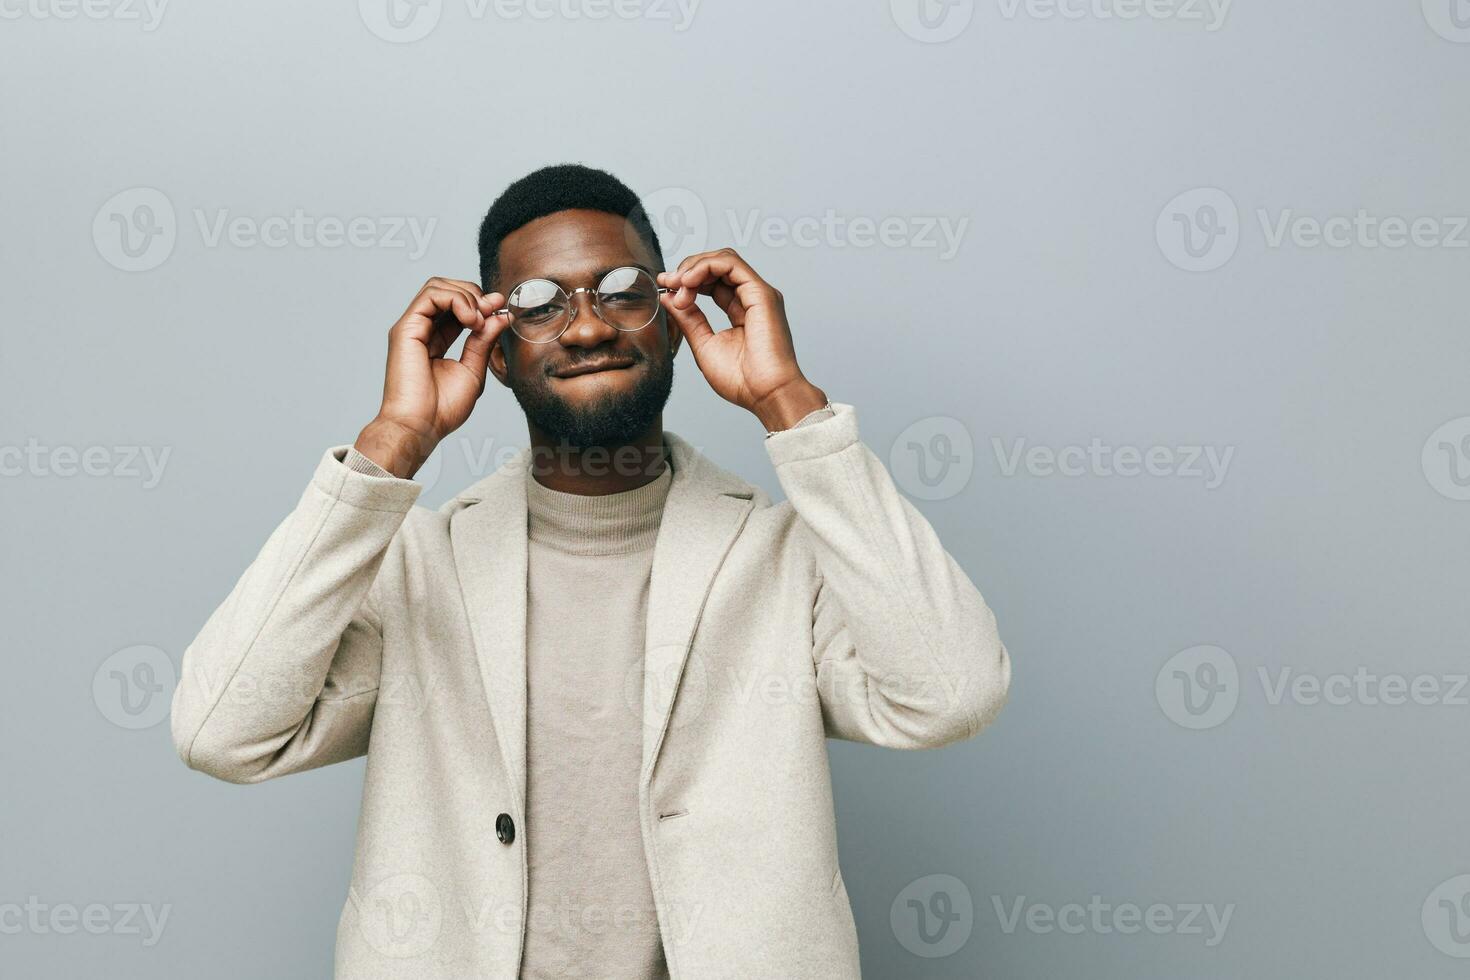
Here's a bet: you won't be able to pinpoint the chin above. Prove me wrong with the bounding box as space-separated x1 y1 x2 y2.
513 358 675 451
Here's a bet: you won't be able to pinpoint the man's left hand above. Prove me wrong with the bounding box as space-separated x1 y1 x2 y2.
657 248 828 432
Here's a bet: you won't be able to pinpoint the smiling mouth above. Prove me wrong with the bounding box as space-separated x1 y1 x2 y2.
553 359 635 379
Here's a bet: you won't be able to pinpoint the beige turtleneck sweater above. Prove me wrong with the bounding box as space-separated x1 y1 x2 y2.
519 459 673 980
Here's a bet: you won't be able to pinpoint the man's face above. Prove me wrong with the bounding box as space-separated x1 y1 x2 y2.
487 209 680 450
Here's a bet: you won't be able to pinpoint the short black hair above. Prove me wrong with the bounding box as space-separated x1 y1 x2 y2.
477 163 663 290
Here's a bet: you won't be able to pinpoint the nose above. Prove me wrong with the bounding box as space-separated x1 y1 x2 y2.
558 289 618 348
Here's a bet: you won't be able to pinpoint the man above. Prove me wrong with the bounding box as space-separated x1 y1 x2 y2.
171 164 1011 979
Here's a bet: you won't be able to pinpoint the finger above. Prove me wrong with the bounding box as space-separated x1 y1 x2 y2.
676 277 770 332
660 290 716 356
432 293 487 357
660 250 731 284
429 306 511 366
687 278 744 326
671 251 766 291
425 316 466 360
457 293 509 382
679 248 754 275
661 254 700 279
668 283 746 331
421 276 487 309
659 264 740 309
478 288 511 316
414 278 483 313
430 276 484 297
671 283 701 311
413 291 486 361
655 251 710 288
429 277 502 315
398 285 482 345
668 253 779 317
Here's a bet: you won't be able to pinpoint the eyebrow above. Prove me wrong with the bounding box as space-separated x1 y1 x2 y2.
535 263 658 289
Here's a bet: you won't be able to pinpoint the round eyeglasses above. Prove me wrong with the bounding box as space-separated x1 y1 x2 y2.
494 266 673 345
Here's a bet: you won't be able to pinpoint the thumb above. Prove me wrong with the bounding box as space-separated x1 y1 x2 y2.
458 295 508 384
661 291 716 360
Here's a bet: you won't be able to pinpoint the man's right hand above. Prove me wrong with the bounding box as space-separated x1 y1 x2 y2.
353 278 512 479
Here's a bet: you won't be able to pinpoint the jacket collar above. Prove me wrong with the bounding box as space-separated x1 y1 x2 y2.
444 430 757 817
447 429 754 506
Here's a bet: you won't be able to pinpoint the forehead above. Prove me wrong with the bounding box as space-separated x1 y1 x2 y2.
496 209 661 287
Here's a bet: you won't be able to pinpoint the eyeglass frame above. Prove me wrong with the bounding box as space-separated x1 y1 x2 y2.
492 265 675 345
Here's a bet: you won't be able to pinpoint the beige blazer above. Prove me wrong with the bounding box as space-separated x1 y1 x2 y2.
170 401 1011 979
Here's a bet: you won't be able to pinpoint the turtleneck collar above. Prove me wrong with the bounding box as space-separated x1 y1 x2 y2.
525 459 673 556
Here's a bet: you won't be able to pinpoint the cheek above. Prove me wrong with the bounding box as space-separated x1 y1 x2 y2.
499 339 540 380
651 314 678 350
638 331 670 363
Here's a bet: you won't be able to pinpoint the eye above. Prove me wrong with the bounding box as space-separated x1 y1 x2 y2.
601 290 648 306
519 302 564 324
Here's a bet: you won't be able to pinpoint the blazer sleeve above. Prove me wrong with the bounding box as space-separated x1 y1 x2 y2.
170 446 422 784
765 402 1011 749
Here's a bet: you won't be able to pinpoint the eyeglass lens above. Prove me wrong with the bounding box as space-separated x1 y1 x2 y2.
506 267 661 343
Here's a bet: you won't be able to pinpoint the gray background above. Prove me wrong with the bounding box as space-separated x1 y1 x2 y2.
3 0 1469 976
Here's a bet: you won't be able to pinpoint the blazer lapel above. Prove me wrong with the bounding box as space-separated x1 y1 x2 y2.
448 450 531 816
641 431 755 781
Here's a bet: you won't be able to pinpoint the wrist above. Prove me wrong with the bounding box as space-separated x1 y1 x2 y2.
353 417 437 480
753 379 828 433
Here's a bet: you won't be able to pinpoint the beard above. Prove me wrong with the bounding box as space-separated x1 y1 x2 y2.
507 338 676 451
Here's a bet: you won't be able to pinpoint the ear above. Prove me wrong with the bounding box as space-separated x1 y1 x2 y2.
488 333 512 388
663 311 683 358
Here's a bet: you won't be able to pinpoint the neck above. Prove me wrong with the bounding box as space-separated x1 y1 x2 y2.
525 417 669 495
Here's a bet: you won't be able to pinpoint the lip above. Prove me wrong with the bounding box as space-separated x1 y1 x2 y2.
553 358 635 379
